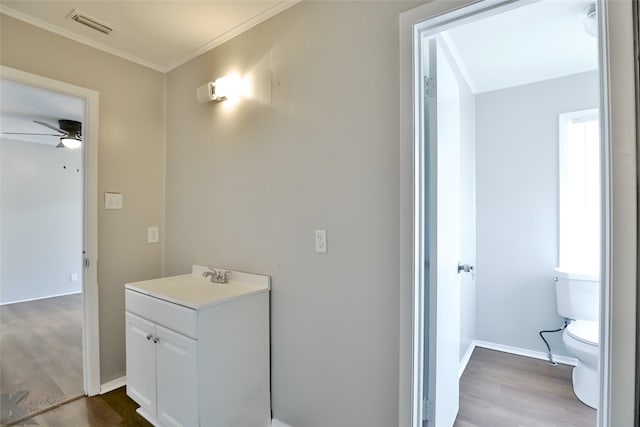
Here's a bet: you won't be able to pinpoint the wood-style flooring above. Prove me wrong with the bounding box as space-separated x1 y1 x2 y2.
14 387 151 427
1 294 83 425
4 339 597 426
455 347 597 427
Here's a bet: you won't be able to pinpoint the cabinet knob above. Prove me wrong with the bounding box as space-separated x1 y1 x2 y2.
153 337 159 343
146 334 153 341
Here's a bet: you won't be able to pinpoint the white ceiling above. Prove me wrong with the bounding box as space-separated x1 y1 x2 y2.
443 0 598 93
1 0 597 88
0 0 598 141
0 79 85 146
0 1 299 73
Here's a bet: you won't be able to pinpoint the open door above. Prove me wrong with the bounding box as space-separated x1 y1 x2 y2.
421 37 462 427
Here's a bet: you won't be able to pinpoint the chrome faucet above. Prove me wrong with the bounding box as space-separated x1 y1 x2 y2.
202 269 230 284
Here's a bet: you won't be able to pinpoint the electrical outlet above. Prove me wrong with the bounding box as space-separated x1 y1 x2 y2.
315 229 327 253
147 226 159 243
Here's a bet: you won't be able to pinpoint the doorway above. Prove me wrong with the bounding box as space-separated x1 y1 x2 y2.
400 1 638 426
420 2 604 425
0 66 100 422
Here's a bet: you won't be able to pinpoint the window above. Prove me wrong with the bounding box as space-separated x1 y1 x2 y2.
558 109 600 275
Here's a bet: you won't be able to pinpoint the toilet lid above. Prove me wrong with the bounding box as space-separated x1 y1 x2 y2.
566 320 599 345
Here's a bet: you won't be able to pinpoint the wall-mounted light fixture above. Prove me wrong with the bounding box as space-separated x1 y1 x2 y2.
196 75 242 104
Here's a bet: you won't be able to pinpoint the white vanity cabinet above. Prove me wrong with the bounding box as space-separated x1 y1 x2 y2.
126 311 197 427
125 265 270 427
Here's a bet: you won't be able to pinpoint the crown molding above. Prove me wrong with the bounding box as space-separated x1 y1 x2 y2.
165 0 301 72
0 5 166 72
1 1 301 74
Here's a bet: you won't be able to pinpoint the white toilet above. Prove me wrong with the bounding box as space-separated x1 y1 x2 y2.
554 268 600 409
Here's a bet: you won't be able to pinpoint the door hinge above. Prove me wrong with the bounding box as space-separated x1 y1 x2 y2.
84 258 90 268
422 399 434 423
425 77 436 98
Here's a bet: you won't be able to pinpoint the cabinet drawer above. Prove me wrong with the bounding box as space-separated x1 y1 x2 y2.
126 289 198 339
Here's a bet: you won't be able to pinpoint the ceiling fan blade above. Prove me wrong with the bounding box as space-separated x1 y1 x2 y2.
2 132 63 136
34 120 68 135
56 141 64 148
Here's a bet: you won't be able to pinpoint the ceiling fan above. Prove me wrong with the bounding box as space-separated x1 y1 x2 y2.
3 119 82 149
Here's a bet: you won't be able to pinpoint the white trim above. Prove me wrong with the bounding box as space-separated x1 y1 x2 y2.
0 1 300 73
458 340 579 379
100 376 126 394
0 290 82 306
165 1 301 72
439 32 477 93
0 5 164 72
597 2 612 423
558 107 600 274
0 65 101 396
399 1 636 426
596 1 638 425
458 342 476 378
136 408 158 425
400 3 523 427
474 340 579 367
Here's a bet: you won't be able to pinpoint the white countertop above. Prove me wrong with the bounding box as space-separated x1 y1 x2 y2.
125 265 270 310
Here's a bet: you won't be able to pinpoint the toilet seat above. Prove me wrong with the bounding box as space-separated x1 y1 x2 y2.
566 320 599 346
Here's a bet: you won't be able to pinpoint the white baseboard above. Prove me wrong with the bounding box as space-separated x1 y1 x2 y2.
1 290 82 306
100 375 126 394
474 340 578 366
272 419 294 427
459 341 476 378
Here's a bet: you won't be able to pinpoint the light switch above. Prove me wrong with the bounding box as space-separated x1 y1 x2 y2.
147 226 159 243
315 229 327 253
105 192 123 210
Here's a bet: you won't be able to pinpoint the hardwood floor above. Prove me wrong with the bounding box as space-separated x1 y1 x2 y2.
3 338 597 426
455 347 597 427
1 294 83 425
15 388 152 427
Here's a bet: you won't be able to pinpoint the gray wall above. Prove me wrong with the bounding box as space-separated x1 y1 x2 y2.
475 70 599 355
0 15 166 382
1 139 82 304
165 2 421 426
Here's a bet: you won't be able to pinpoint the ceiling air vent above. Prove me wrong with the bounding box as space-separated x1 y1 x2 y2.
67 9 113 35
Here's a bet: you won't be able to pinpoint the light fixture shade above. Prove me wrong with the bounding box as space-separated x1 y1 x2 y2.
196 74 243 103
196 82 215 103
61 135 82 149
214 75 241 101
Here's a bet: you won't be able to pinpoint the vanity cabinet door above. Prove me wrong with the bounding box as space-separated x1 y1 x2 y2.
126 312 157 417
155 324 198 427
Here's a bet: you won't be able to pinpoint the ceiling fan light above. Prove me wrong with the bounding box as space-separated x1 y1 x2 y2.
61 135 82 149
583 4 597 37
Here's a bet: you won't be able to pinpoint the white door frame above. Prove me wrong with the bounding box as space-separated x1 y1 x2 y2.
399 1 638 426
0 65 101 396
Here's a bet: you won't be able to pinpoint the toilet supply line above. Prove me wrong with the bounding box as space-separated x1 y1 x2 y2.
539 318 569 365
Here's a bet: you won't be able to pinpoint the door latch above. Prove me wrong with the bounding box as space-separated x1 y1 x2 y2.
457 262 474 274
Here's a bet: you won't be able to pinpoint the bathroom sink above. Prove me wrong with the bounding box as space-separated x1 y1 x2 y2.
125 265 270 309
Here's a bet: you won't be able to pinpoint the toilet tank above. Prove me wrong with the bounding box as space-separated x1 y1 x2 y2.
554 268 600 321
